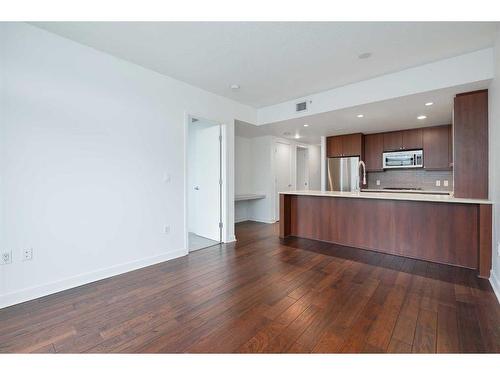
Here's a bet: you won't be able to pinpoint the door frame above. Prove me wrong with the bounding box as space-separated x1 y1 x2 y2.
184 113 225 252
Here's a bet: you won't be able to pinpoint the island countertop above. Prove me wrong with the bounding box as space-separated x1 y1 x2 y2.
280 190 492 205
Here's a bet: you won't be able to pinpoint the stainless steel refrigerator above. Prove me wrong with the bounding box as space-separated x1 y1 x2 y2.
327 156 360 192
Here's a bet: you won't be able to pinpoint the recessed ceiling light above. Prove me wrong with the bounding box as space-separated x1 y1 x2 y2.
294 134 300 139
425 102 434 106
358 52 372 59
356 114 364 118
303 124 309 127
417 115 427 120
230 84 240 90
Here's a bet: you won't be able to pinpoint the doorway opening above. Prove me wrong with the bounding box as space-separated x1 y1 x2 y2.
296 145 309 191
187 115 222 252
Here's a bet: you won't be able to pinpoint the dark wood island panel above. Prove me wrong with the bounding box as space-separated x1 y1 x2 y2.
280 194 492 278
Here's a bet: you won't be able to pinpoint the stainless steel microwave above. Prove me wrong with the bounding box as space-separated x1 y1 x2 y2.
383 149 423 169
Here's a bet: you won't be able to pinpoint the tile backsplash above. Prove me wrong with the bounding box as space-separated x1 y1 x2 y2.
366 169 453 191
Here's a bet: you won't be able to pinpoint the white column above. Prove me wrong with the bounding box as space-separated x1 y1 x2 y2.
320 136 327 191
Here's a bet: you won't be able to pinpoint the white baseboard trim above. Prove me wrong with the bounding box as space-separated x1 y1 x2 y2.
0 248 187 309
235 217 276 224
490 271 500 304
247 217 277 224
225 235 237 243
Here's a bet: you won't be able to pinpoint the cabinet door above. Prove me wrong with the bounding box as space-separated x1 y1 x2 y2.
342 133 363 157
327 136 343 157
453 90 488 199
402 128 423 150
423 125 450 170
364 133 384 171
383 131 403 151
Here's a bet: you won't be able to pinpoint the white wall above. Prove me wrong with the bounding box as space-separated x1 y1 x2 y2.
0 23 256 308
296 148 308 190
234 135 275 223
235 136 253 195
320 137 327 191
307 144 321 190
488 27 500 300
234 135 253 223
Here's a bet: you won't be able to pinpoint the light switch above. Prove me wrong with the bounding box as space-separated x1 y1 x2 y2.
376 180 380 186
443 180 449 187
435 180 441 187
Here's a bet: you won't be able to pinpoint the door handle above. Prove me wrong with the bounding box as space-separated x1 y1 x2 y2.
194 186 200 190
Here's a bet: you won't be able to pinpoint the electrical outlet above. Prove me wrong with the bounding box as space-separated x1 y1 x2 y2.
164 225 171 234
22 248 33 261
376 180 380 186
435 180 441 187
1 250 12 265
443 180 449 187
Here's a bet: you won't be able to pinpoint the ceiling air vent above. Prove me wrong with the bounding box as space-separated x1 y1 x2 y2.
295 101 308 113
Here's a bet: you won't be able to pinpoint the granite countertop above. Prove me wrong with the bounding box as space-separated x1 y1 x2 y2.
280 190 491 205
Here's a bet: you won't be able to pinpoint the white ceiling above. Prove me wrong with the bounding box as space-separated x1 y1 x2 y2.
32 22 497 108
235 81 490 144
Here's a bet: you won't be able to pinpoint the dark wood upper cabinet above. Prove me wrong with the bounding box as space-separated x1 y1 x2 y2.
364 133 384 171
383 131 403 151
423 125 451 170
402 128 423 150
342 133 363 157
326 133 363 158
384 129 422 151
326 136 343 157
454 90 488 199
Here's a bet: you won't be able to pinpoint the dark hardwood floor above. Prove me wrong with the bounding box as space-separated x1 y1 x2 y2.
1 221 499 353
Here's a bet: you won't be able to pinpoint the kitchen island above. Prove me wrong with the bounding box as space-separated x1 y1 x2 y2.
279 190 492 278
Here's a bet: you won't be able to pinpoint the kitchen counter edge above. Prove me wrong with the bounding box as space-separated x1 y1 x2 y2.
280 190 492 205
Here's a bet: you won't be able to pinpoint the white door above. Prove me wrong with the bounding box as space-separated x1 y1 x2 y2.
296 147 309 190
275 142 292 220
189 122 221 242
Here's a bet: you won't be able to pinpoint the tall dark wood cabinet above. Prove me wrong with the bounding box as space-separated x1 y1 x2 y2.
453 90 488 199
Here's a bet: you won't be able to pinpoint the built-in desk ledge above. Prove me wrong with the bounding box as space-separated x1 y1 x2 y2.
235 194 266 202
280 190 492 205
